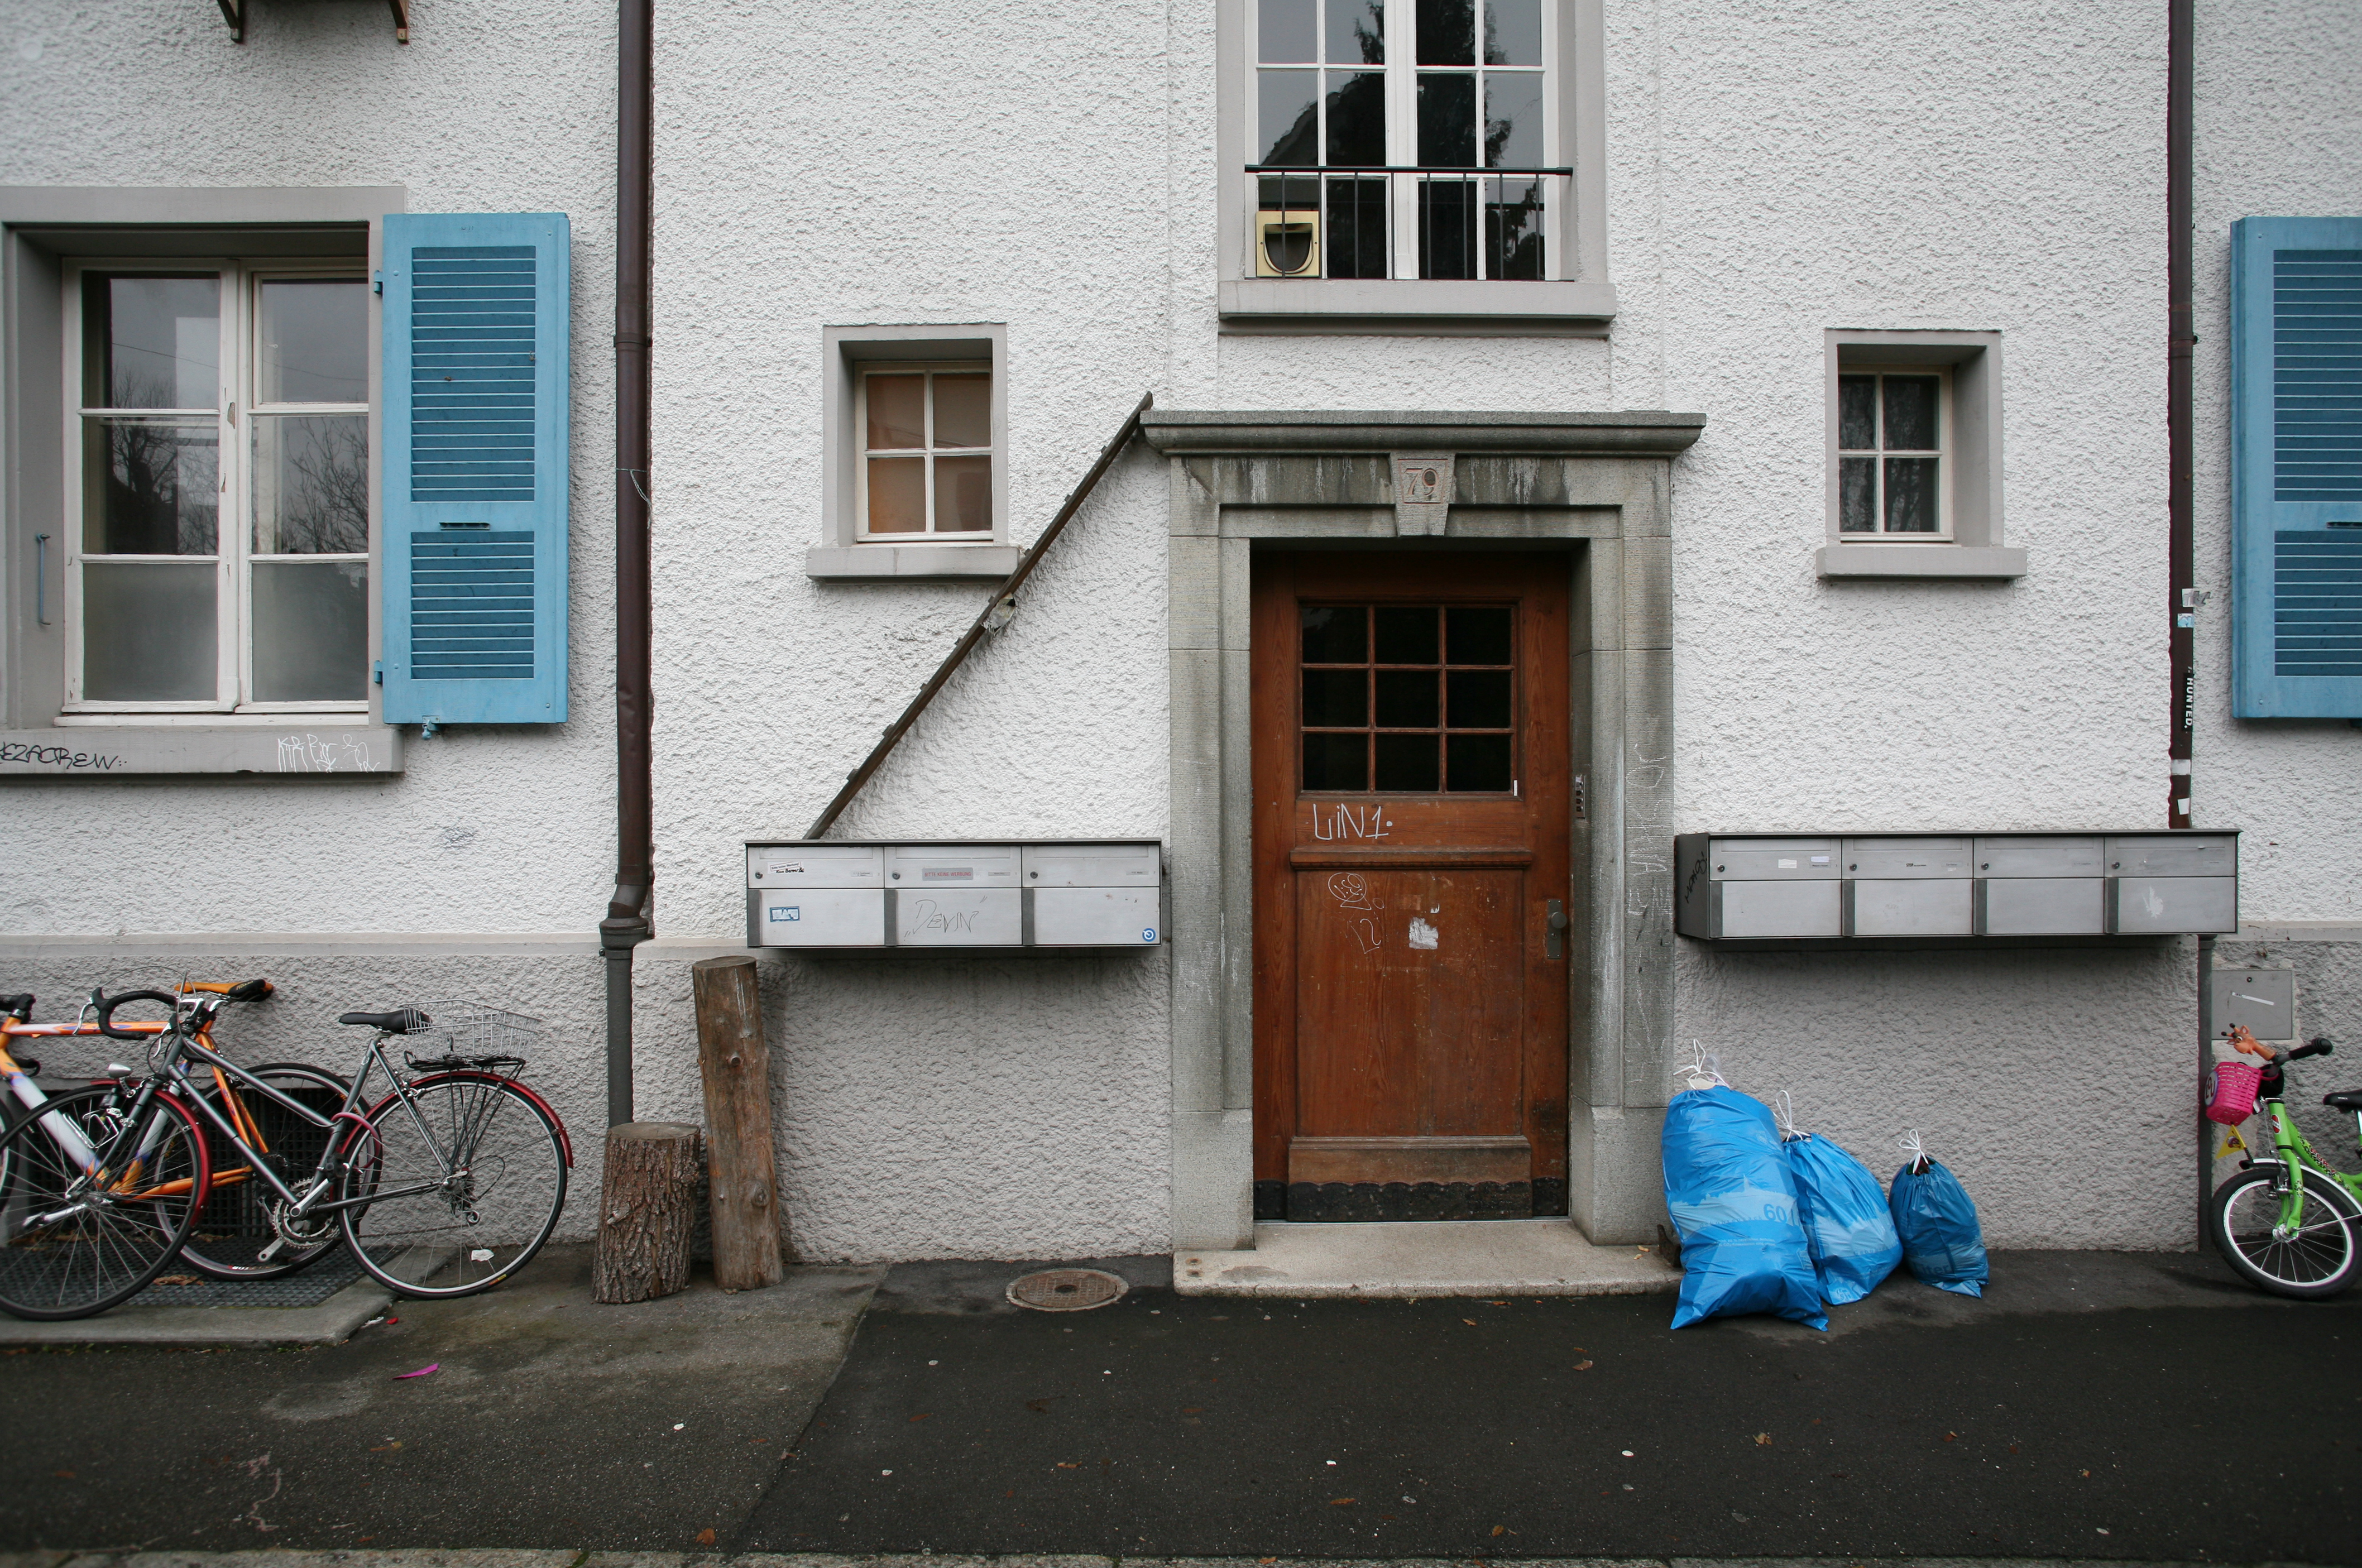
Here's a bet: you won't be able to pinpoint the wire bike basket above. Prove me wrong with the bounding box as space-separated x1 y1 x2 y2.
399 1001 540 1073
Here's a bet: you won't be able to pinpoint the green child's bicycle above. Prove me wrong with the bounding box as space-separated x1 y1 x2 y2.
2207 1033 2362 1298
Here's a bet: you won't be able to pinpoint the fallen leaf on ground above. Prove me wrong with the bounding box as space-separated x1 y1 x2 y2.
695 1529 716 1546
1492 1525 1508 1536
1330 1497 1355 1505
909 1414 930 1422
369 1442 402 1453
393 1364 438 1380
1057 1462 1079 1469
1943 1432 1957 1442
1462 1318 1478 1326
52 1471 74 1479
153 1275 197 1286
1754 1433 1772 1446
1574 1361 1594 1371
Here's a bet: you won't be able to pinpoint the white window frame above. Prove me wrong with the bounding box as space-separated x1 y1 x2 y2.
60 257 371 716
1218 0 1614 330
1834 363 1953 543
852 363 999 543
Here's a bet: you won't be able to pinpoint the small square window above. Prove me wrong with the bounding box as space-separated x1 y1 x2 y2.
1820 330 2020 579
858 366 995 538
813 326 1014 580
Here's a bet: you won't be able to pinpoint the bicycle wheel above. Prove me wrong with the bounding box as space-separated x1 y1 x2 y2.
338 1074 568 1298
180 1063 351 1280
2209 1163 2361 1298
0 1085 210 1320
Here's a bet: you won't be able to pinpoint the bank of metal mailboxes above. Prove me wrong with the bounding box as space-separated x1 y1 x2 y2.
1674 832 2239 944
744 840 1164 950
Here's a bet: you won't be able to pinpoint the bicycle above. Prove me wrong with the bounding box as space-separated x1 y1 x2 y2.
0 988 573 1320
2207 1029 2362 1298
2 981 354 1282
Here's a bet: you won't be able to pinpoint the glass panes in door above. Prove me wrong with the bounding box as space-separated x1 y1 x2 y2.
1300 602 1516 793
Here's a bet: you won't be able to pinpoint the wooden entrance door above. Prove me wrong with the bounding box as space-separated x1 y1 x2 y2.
1251 552 1571 1222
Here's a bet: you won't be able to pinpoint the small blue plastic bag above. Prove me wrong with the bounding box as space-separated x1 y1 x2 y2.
1661 1067 1826 1331
1888 1131 1989 1298
1776 1109 1903 1306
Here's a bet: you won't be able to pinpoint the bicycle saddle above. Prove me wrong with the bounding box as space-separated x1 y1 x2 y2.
2326 1090 2362 1112
338 1008 432 1034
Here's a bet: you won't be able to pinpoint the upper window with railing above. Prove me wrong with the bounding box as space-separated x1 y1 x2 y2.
1252 0 1558 283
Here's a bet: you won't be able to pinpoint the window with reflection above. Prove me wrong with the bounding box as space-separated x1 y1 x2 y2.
1837 369 1948 536
1253 0 1553 282
69 264 370 709
1300 603 1517 793
857 366 995 538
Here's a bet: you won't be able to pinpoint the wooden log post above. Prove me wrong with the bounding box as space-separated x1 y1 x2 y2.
592 1121 702 1304
692 955 786 1289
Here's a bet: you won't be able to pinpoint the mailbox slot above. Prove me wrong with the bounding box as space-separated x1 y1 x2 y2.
1708 839 1840 880
1844 837 1972 880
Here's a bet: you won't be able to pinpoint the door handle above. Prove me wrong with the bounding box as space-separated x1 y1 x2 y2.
1544 898 1569 960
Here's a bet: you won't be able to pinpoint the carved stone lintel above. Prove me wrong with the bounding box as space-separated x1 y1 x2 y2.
1391 452 1453 536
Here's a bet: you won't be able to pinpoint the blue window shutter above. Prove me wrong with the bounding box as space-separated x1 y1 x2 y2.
2231 215 2362 718
380 212 571 725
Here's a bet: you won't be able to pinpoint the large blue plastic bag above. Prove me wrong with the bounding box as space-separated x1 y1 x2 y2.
1783 1133 1903 1305
1889 1154 1989 1297
1662 1086 1827 1330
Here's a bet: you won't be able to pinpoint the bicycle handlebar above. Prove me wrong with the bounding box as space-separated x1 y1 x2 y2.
89 988 185 1041
178 978 273 1003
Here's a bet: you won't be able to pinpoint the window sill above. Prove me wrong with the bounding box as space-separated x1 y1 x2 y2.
0 725 403 776
1815 543 2027 580
1218 278 1617 336
806 544 1023 582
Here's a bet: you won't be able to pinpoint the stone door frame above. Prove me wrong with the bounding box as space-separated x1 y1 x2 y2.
1143 411 1705 1250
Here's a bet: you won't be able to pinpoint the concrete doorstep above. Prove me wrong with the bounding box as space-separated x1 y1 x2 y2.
0 1551 2296 1568
1175 1219 1683 1297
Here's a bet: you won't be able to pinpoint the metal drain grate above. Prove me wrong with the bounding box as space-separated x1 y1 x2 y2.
135 1249 381 1310
1006 1267 1129 1312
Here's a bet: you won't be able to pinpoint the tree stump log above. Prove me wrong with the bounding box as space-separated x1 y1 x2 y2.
592 1121 702 1304
692 955 786 1291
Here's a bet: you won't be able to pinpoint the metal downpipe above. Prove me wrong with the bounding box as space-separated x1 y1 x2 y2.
603 0 655 1128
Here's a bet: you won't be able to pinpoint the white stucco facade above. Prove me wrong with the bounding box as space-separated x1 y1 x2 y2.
1 0 2355 1264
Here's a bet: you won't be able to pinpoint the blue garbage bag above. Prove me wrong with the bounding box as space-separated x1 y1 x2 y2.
1783 1133 1903 1305
1662 1086 1827 1330
1889 1155 1989 1297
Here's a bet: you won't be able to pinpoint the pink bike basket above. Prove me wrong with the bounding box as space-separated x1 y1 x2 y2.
2205 1061 2263 1125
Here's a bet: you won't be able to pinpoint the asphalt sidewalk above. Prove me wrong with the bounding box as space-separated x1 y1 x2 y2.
1 1248 2355 1564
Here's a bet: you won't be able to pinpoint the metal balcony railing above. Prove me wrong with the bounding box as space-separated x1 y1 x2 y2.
1246 165 1572 283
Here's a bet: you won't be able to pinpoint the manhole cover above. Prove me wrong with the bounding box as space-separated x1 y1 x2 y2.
1006 1267 1129 1312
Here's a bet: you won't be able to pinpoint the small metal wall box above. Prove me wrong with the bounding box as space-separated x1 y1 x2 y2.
1675 830 2238 948
746 840 1165 951
2211 965 2296 1042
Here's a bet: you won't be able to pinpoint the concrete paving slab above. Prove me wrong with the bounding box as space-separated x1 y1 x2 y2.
1173 1219 1681 1297
0 1268 392 1348
0 1245 885 1553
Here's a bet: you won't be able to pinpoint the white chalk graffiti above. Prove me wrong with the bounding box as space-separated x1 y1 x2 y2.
1309 804 1390 841
276 733 378 774
1347 916 1382 954
901 898 980 938
1327 871 1375 910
